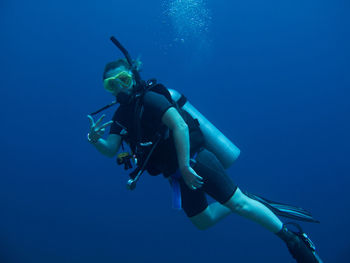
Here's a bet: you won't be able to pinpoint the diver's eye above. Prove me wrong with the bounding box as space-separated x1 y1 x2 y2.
119 75 132 87
109 79 118 87
119 76 128 83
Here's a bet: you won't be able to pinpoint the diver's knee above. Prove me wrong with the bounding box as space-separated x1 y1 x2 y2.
193 221 210 231
190 218 211 231
224 188 250 213
189 207 214 230
230 200 248 214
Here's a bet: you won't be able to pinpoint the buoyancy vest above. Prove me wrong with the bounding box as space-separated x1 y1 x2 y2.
123 82 204 176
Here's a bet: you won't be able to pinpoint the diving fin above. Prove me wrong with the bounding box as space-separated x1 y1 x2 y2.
243 191 320 223
278 223 323 263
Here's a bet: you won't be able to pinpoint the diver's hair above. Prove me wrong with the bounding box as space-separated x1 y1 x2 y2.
103 58 142 80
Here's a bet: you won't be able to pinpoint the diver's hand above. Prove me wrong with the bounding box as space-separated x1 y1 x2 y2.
87 114 113 143
180 165 203 190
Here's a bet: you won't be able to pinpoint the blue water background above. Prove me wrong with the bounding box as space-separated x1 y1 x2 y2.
1 0 349 262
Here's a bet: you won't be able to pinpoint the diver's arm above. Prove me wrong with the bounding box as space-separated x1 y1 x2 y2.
162 107 203 189
90 134 121 158
162 107 190 169
87 114 121 157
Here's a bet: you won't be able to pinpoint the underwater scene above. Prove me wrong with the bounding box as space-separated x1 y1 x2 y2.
1 0 349 262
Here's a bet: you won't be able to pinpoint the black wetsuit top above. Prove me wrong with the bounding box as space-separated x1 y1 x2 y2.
109 91 178 175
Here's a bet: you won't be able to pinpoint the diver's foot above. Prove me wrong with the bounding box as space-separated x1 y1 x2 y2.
277 223 323 263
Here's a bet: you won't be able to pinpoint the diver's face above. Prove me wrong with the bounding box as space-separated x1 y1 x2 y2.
104 66 134 96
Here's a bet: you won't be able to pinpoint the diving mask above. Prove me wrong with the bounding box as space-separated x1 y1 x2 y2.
104 70 134 93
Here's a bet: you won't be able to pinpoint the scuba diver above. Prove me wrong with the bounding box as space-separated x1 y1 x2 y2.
87 37 323 263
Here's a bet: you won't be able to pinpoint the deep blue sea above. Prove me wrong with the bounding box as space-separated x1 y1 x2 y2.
1 0 349 262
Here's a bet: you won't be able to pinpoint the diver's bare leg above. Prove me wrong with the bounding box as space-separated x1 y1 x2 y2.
189 188 283 232
223 188 283 233
190 188 320 261
189 202 232 230
226 189 323 262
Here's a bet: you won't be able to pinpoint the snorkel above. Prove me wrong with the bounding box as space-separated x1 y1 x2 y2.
90 36 145 116
110 36 144 91
107 37 144 105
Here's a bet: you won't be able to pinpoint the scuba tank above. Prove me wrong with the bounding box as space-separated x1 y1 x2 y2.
168 89 240 169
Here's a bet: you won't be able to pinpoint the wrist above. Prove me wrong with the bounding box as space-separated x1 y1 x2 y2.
179 164 190 172
87 133 99 144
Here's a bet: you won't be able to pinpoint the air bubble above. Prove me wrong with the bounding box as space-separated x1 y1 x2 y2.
163 0 212 42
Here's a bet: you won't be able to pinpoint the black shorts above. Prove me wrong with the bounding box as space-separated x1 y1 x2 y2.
179 148 238 217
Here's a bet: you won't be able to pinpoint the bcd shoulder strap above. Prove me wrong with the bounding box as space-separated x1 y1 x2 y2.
130 82 172 167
